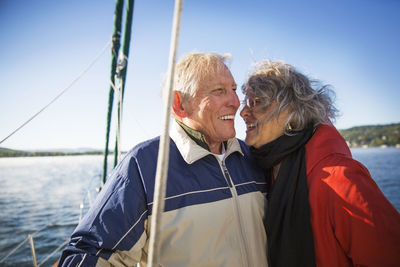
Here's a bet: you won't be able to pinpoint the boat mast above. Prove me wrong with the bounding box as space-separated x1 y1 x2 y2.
114 0 135 166
102 0 134 185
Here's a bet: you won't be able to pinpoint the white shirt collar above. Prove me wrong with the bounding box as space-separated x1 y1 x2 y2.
170 120 243 164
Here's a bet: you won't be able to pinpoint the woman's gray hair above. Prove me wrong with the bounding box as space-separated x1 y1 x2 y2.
172 52 232 103
242 60 338 131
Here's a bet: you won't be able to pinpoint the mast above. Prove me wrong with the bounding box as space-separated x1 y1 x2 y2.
114 0 135 166
102 0 123 186
102 0 135 185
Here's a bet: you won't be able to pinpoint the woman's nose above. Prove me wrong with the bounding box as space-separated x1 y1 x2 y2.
240 105 250 118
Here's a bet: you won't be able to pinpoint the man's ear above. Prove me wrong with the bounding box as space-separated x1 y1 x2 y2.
172 91 188 118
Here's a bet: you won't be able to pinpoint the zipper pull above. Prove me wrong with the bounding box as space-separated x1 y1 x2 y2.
221 160 233 188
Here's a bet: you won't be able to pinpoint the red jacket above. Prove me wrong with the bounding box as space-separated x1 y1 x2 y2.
305 123 400 267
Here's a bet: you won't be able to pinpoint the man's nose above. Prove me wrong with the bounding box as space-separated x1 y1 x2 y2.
227 90 240 109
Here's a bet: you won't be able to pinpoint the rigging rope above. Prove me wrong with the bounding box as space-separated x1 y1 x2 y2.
37 239 69 267
147 0 183 266
115 53 128 163
116 77 124 163
0 40 111 146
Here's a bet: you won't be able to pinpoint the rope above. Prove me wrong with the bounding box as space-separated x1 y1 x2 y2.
0 223 50 263
147 0 183 266
109 80 118 91
0 40 111 146
37 239 69 267
114 52 129 163
111 74 152 142
0 172 100 264
0 236 28 263
116 52 128 77
116 77 124 163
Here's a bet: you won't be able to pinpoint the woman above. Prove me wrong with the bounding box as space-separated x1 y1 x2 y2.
240 60 400 267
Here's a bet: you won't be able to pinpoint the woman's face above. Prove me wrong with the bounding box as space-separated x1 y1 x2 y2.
240 96 289 148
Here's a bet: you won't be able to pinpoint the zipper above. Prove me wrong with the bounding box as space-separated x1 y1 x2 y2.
220 159 250 267
222 162 233 187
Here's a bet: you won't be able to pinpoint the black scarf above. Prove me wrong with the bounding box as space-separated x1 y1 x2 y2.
250 125 316 267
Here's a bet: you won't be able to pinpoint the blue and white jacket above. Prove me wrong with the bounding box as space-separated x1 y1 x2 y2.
59 121 268 267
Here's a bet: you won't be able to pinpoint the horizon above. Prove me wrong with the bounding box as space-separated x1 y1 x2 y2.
2 121 399 152
1 0 399 151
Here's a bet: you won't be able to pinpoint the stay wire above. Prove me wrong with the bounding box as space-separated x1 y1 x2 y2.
0 39 112 146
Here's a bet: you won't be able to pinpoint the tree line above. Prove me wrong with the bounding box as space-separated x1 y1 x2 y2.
0 148 103 158
339 123 400 147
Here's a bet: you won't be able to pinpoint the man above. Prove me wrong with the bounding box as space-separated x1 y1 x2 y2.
58 52 267 266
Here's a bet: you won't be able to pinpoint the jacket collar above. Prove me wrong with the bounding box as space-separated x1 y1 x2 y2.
305 122 351 175
175 119 210 151
170 120 243 164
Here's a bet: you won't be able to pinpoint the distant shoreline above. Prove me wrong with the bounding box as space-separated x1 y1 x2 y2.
338 123 400 148
1 146 399 158
1 123 399 157
0 150 105 158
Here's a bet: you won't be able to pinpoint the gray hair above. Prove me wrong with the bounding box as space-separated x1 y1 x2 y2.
242 60 338 131
173 52 232 103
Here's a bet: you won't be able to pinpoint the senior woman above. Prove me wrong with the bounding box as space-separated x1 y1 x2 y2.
240 60 400 267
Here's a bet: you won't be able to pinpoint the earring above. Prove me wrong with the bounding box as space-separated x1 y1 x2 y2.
284 123 294 135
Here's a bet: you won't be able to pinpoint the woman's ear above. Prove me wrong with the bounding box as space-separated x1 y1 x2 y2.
172 91 187 118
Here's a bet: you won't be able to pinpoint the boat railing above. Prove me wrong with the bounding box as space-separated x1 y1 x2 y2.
0 223 63 266
0 186 95 266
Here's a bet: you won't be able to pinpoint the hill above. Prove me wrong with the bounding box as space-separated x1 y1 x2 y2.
339 123 400 148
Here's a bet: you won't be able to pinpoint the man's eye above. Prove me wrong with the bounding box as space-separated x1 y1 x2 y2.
213 88 226 95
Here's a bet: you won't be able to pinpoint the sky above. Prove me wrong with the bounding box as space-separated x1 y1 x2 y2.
0 0 399 151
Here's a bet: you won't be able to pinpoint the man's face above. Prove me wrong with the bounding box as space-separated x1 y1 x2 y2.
183 66 240 148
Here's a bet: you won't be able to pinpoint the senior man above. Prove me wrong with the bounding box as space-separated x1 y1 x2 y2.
58 52 267 267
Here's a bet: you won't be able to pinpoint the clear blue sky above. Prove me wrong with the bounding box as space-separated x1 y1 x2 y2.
1 0 399 150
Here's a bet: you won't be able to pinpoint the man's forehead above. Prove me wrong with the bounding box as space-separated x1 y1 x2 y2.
202 69 235 86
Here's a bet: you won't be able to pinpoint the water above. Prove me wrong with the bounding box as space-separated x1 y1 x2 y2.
350 147 400 211
0 149 399 266
0 155 107 267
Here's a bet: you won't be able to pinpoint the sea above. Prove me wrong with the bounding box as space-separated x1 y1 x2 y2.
0 148 399 266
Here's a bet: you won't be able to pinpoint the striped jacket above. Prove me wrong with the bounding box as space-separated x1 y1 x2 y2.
59 121 268 266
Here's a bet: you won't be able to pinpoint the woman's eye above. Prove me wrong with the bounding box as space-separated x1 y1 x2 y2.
254 98 261 106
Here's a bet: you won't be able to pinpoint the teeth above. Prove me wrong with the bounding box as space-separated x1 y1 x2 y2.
219 115 235 120
247 122 257 129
